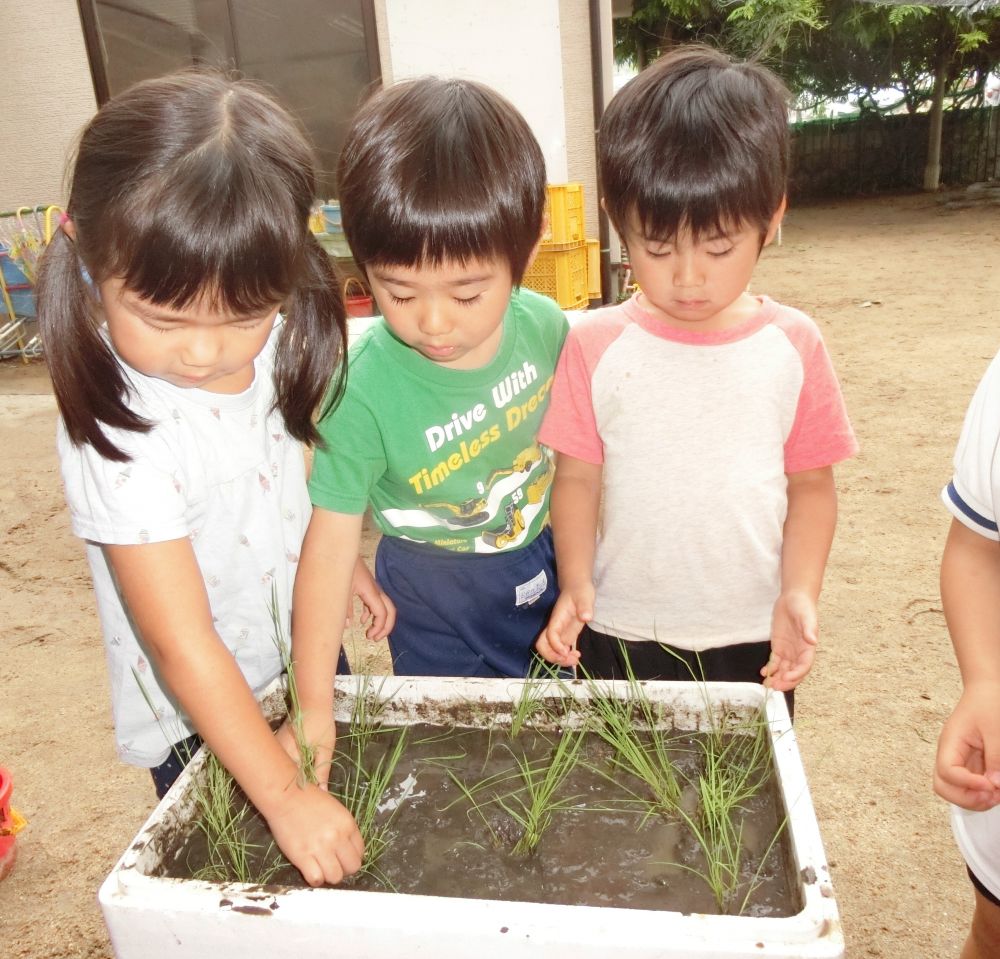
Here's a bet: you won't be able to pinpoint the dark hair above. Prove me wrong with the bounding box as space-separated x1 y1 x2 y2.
599 45 789 242
37 69 346 462
337 76 545 284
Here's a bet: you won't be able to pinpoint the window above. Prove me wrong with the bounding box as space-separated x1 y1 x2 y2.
77 0 379 198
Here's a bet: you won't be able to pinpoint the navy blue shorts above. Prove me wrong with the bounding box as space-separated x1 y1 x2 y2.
150 733 203 799
376 526 557 678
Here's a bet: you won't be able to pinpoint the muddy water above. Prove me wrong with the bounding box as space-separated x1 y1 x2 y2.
156 721 799 916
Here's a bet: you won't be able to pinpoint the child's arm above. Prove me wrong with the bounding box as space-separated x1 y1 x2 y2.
535 453 603 668
765 465 837 691
280 508 366 784
104 539 363 886
350 554 395 641
934 518 1000 810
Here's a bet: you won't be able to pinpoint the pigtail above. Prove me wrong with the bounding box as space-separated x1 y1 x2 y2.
272 234 348 448
36 230 151 463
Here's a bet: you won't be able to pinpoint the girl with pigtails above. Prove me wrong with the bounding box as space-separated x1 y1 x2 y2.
38 70 391 887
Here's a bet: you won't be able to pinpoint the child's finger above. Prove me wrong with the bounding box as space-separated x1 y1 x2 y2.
934 772 1000 810
547 623 571 655
535 630 568 664
534 632 554 659
368 593 396 640
545 630 569 657
760 654 780 679
761 657 800 692
983 745 1000 789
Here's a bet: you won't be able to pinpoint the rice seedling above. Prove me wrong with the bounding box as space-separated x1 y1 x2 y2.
509 656 584 737
510 679 551 737
134 647 287 885
190 752 283 885
573 642 785 914
663 708 779 913
344 671 394 760
650 644 784 911
445 727 587 855
580 663 684 816
268 585 322 788
442 766 508 847
331 721 409 883
502 728 586 854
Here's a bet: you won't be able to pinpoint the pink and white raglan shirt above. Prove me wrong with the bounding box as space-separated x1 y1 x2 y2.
538 294 857 651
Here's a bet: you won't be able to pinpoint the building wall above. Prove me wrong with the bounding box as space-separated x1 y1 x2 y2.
377 0 570 181
599 0 621 267
373 0 393 85
559 0 598 239
0 1 96 212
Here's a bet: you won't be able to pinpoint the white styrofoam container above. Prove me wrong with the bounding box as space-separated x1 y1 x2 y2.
99 677 843 958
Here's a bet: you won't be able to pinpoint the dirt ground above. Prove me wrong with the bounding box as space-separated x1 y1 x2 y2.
2 192 999 957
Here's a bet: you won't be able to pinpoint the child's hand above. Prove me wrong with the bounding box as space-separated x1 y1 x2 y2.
535 586 593 667
265 782 364 886
350 557 396 641
764 589 819 691
275 711 335 792
934 683 1000 811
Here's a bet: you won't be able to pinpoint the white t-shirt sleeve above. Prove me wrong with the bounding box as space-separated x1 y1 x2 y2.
58 419 191 545
942 350 1000 541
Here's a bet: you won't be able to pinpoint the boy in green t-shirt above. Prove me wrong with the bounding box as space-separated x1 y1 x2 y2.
285 77 568 759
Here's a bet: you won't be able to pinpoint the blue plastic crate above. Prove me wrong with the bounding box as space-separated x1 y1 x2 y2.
6 287 36 317
321 202 342 234
1 251 29 286
1 252 36 316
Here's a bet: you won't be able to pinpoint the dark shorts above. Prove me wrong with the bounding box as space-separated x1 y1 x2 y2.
969 866 1000 909
576 626 794 718
376 526 557 678
150 733 203 799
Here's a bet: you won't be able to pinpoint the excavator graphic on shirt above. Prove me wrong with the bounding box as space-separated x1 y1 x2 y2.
381 443 554 551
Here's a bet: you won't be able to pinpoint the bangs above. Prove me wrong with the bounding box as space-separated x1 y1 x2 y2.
354 179 532 270
93 146 307 314
629 152 779 242
339 77 545 280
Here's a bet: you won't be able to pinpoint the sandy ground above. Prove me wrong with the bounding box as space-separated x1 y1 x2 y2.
2 192 999 957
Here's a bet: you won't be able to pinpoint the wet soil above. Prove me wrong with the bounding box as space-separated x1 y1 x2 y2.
155 722 797 917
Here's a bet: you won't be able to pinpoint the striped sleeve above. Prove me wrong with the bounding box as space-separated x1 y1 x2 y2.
943 351 1000 540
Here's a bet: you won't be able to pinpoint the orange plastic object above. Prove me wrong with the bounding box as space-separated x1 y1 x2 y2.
0 766 21 881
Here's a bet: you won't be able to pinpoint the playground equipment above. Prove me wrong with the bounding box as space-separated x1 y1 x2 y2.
0 204 62 361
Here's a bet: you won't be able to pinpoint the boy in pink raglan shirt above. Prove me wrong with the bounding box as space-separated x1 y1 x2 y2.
535 46 857 707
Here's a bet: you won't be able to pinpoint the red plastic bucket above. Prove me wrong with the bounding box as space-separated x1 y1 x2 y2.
344 277 374 318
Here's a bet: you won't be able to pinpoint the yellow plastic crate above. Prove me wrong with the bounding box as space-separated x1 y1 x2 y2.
586 238 601 301
543 183 585 245
523 241 589 309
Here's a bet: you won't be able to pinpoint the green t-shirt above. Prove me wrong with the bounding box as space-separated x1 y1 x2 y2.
310 288 568 553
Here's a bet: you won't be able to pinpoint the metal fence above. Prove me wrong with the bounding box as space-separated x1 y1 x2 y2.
790 106 1000 198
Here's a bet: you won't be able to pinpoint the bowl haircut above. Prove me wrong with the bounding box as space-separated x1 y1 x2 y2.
337 76 546 285
599 45 790 244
